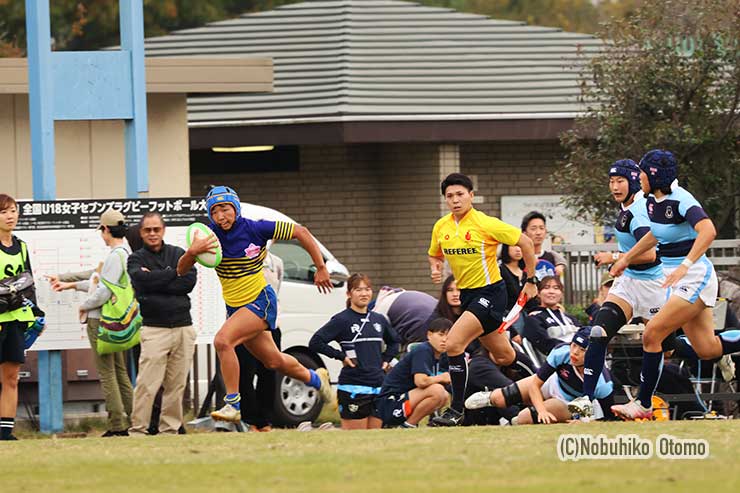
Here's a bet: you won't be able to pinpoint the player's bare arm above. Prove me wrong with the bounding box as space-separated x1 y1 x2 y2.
663 218 716 288
526 375 556 424
176 233 217 276
516 233 538 299
414 372 450 389
292 224 332 294
429 255 444 284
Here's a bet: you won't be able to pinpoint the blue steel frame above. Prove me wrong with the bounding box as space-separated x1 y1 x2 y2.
25 0 149 433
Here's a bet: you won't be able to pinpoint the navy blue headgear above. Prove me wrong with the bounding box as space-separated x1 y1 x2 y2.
206 186 241 223
608 159 641 200
571 327 591 349
639 149 677 191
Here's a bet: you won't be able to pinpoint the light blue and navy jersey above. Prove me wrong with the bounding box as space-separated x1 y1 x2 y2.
209 217 294 307
309 309 400 388
645 185 710 266
380 342 448 396
536 344 613 401
615 194 662 280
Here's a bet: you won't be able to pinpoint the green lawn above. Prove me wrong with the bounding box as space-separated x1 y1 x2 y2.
1 420 738 492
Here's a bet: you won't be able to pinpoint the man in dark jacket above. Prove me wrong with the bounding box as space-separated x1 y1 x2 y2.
127 212 197 435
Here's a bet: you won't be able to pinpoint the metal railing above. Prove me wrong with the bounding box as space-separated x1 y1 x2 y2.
554 239 740 307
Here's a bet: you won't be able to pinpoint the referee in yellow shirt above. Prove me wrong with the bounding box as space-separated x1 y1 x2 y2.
428 173 538 426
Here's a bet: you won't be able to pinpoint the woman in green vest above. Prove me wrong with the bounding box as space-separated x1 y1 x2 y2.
0 194 36 441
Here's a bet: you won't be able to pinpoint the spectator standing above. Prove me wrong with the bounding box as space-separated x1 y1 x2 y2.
51 209 134 437
310 274 399 430
126 212 197 436
520 211 567 279
0 194 40 441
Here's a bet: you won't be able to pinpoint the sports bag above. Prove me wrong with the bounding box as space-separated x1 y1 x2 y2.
97 249 142 354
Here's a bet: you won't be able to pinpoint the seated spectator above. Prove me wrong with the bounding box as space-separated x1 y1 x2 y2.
520 211 567 279
520 276 581 356
500 245 540 334
309 274 399 430
373 318 451 428
466 328 615 424
429 275 462 324
373 286 437 346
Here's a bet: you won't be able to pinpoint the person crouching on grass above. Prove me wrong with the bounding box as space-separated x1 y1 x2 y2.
373 318 452 428
178 186 334 423
309 273 400 430
465 328 615 424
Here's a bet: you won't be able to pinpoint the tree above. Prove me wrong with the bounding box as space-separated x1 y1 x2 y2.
554 0 740 237
0 1 646 54
0 1 302 53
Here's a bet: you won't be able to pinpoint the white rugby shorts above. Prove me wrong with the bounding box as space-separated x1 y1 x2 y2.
609 275 667 320
663 257 717 307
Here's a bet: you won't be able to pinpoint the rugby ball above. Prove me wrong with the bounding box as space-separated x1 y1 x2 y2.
186 222 223 268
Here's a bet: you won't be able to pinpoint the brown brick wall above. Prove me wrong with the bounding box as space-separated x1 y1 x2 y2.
191 144 442 291
191 140 564 295
461 140 564 218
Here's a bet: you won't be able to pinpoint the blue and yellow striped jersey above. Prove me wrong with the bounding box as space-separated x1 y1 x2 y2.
209 217 294 307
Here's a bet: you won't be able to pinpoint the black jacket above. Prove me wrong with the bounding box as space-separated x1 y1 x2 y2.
127 243 196 328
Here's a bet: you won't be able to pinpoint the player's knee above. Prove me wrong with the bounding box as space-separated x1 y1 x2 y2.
501 382 523 407
213 334 232 353
491 389 506 408
1 370 19 390
642 328 665 349
445 338 465 356
593 302 627 338
429 383 448 404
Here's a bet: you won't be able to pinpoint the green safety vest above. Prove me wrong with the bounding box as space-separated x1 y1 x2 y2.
0 238 36 324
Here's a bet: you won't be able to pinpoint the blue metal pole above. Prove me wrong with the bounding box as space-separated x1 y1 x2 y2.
25 0 55 201
120 0 149 197
25 0 64 434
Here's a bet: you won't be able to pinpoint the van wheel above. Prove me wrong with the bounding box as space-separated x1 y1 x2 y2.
272 352 323 427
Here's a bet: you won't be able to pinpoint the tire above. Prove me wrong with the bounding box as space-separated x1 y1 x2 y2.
271 352 323 427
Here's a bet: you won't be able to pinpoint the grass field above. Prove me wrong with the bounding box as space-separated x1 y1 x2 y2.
2 420 739 492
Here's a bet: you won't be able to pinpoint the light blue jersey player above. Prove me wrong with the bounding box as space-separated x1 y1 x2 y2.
466 328 615 424
569 159 666 419
610 150 740 420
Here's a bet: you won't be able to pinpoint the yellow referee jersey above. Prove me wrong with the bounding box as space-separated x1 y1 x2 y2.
428 208 521 289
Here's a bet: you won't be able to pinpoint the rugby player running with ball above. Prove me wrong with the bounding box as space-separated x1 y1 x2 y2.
178 186 333 422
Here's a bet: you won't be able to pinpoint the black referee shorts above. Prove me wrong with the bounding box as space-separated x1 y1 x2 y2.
459 280 507 336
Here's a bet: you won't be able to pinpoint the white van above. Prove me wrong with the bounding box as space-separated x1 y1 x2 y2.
235 203 348 426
